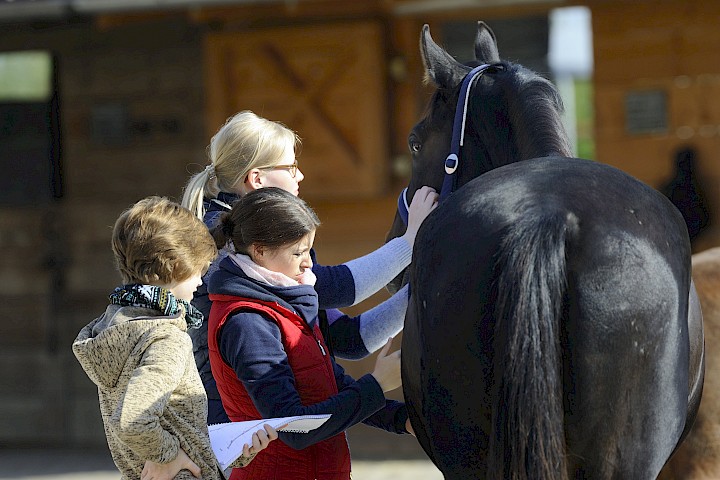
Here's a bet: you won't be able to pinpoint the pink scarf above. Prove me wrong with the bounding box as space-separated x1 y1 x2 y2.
230 253 317 287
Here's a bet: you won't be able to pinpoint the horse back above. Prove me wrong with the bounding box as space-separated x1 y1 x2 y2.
406 156 694 479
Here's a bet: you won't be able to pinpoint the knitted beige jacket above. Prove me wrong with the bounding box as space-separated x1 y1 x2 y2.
72 304 252 480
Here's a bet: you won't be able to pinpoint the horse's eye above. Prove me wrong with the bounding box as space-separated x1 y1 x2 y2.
409 137 422 153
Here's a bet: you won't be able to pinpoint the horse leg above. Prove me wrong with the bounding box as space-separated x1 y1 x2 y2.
401 213 500 479
401 296 440 470
564 242 689 479
673 280 705 447
660 249 720 480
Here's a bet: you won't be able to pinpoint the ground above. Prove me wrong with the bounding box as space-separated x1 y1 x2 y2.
0 426 443 480
0 450 442 480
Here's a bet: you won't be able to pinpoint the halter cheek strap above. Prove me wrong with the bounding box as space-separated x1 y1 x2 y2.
398 186 411 225
397 63 500 225
440 64 493 201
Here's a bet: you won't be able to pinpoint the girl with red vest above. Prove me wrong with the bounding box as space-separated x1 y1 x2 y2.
207 188 413 480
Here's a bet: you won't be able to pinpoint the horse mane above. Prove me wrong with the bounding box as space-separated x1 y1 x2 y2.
507 65 573 159
465 62 573 172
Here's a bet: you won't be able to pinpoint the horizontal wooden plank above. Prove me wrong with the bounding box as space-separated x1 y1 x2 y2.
0 297 48 347
191 0 390 26
591 1 720 82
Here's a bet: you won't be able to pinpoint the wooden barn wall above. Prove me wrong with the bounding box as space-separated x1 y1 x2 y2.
0 11 417 452
0 0 697 455
590 0 720 251
0 3 562 450
0 10 423 452
0 17 207 446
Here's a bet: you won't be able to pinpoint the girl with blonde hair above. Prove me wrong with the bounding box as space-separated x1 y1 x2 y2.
183 111 301 220
182 110 437 424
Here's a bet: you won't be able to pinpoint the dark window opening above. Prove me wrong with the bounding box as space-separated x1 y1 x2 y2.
0 50 61 206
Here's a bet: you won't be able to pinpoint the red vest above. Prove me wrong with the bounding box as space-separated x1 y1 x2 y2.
208 294 352 480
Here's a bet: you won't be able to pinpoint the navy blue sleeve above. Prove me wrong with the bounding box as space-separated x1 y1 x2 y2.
362 399 409 432
218 311 392 450
326 309 370 360
331 360 409 434
189 250 230 400
311 250 356 310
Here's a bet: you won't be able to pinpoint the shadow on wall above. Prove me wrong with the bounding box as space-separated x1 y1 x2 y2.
659 146 711 248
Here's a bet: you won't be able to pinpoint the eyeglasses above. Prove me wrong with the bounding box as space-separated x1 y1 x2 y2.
260 163 299 178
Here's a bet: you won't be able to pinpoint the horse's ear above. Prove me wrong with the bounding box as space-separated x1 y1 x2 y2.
420 24 468 89
474 21 500 63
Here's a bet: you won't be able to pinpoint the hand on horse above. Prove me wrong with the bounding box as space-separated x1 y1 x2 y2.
371 337 402 392
405 418 415 436
242 423 279 459
141 448 200 480
402 186 439 248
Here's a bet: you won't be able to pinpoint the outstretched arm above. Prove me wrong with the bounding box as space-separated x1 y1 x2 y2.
328 285 409 360
313 186 437 309
219 312 391 450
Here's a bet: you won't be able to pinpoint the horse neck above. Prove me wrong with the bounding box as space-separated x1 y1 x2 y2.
514 107 572 161
464 116 570 179
479 70 573 166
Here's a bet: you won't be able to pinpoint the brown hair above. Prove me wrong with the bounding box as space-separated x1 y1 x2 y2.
112 196 217 285
212 187 320 254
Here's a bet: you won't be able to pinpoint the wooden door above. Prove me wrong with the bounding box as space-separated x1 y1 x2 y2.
0 56 67 443
205 21 389 199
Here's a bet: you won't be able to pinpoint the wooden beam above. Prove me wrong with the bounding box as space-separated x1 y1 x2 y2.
190 0 392 26
94 11 184 30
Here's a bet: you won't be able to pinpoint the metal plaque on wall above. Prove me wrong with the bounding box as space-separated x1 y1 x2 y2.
625 90 668 135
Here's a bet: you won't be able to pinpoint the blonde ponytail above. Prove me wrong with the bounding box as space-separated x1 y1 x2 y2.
181 164 219 220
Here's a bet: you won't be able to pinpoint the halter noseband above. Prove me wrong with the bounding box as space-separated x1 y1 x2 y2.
397 63 502 225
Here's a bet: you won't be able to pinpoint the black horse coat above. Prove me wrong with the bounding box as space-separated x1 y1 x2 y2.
389 22 704 480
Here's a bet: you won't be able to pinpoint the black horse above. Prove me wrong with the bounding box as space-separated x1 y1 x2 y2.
387 22 705 479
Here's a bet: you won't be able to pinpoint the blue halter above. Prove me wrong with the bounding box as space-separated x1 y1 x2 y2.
397 63 500 225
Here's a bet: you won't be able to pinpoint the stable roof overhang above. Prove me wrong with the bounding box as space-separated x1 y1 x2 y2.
0 0 566 21
0 0 282 21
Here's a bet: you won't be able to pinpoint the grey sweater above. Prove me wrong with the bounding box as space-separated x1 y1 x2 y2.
72 304 252 479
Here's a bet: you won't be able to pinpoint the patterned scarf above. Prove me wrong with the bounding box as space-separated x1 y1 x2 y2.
108 284 203 329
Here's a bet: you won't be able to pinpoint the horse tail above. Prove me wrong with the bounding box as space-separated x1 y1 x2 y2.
487 209 576 480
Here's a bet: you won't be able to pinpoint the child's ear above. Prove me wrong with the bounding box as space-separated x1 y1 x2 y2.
252 244 265 257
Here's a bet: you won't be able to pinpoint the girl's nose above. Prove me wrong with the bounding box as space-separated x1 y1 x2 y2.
302 253 312 268
296 167 305 182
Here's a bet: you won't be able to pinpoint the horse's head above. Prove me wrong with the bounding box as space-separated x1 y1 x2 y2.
385 21 572 293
